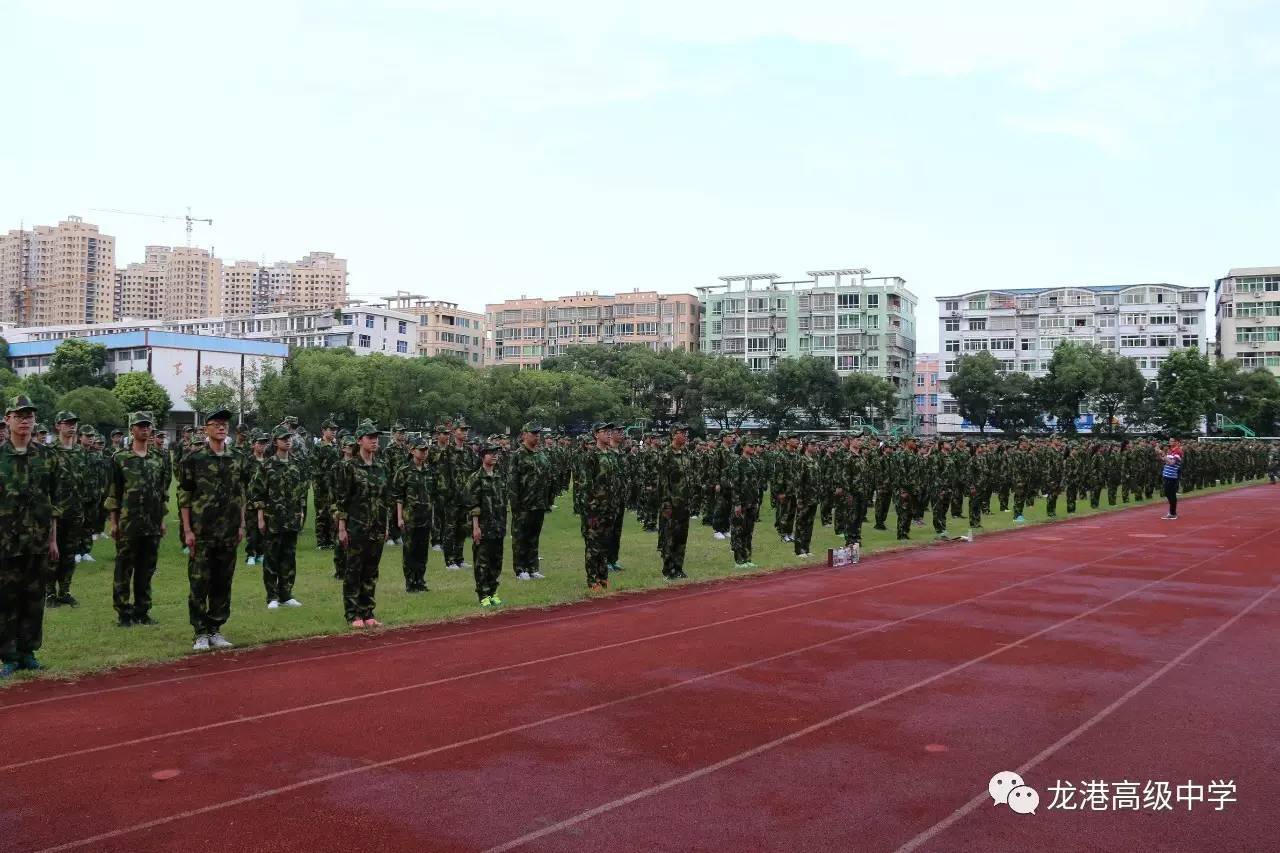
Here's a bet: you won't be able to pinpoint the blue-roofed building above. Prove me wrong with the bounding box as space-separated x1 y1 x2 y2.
7 331 288 425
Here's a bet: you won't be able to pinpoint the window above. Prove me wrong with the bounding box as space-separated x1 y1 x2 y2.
398 321 408 334
812 335 836 350
944 319 960 332
1120 335 1146 348
116 350 131 362
710 320 723 335
775 338 786 352
1148 314 1176 326
365 315 375 328
747 337 770 352
838 355 860 370
1072 317 1088 327
943 400 960 414
637 302 658 315
747 297 768 312
944 360 957 372
1099 294 1117 306
838 293 860 309
964 338 989 351
748 317 771 332
710 301 723 316
944 339 960 353
866 294 879 309
967 297 987 310
1180 291 1200 303
358 334 371 348
812 294 835 311
866 355 879 367
943 300 960 312
865 314 880 329
747 357 769 371
1150 335 1175 347
1181 335 1200 349
396 341 408 353
1040 316 1066 329
1097 315 1116 327
916 375 924 387
915 394 925 406
837 314 860 329
929 394 938 405
637 322 658 336
812 315 835 331
990 338 1015 350
1098 338 1116 349
968 318 987 331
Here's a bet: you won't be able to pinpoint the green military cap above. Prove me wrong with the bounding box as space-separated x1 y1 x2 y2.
128 411 154 427
111 428 125 437
76 423 95 436
593 421 616 433
322 414 339 430
391 421 407 432
283 415 299 425
205 407 232 422
409 435 428 449
337 428 351 439
35 423 48 433
183 425 195 434
253 430 270 443
481 443 503 456
55 410 78 424
271 425 292 440
433 423 449 433
670 422 689 433
341 435 357 447
453 418 469 429
5 394 37 415
355 420 379 438
521 422 541 434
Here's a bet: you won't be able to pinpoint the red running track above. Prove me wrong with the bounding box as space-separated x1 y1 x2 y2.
1 486 1276 853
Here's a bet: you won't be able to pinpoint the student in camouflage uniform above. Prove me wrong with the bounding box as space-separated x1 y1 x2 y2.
967 443 988 529
773 433 801 542
79 424 110 561
728 437 765 568
106 411 169 627
657 423 697 580
578 422 624 589
893 438 921 540
383 422 410 545
178 408 246 651
249 426 309 610
791 437 821 557
173 425 196 552
466 443 508 607
335 421 390 628
1269 443 1280 484
949 438 969 520
636 433 662 532
47 411 89 607
243 432 270 566
508 422 550 581
872 441 894 530
333 434 357 579
429 424 452 555
312 416 341 549
443 420 474 571
1042 439 1065 518
1063 442 1085 514
0 395 62 677
394 435 435 593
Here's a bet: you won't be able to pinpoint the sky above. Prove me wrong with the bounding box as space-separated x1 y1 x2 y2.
7 0 1280 351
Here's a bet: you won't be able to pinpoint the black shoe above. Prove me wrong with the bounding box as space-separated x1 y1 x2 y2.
45 595 61 608
873 525 887 531
59 593 78 607
134 614 157 626
675 570 689 578
117 614 133 628
18 654 43 671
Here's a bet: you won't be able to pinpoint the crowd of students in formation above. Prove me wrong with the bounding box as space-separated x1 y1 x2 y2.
2 389 1277 674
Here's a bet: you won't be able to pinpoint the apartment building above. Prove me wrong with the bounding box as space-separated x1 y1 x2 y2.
935 283 1209 432
696 270 918 420
381 293 485 365
914 353 940 435
0 216 116 327
115 245 224 321
486 290 701 369
1214 266 1280 376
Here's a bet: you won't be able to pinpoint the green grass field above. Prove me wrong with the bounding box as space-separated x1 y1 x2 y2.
12 478 1263 681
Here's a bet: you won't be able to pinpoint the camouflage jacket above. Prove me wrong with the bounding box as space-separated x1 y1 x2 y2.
465 467 508 538
311 441 341 493
579 446 625 517
393 460 435 528
729 453 766 508
792 453 820 506
52 442 92 525
508 444 551 513
105 447 170 538
334 453 391 542
0 441 63 556
178 443 246 545
656 445 698 512
248 453 310 535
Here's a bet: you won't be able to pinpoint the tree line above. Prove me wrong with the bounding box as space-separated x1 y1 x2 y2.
949 342 1280 436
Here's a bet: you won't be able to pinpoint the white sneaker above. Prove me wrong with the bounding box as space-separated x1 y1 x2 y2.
432 544 443 552
531 571 546 579
73 554 82 563
267 600 280 610
283 598 302 607
81 554 95 562
92 533 100 541
713 532 726 540
209 633 233 649
245 556 256 566
459 561 471 569
516 571 531 581
798 552 813 558
192 634 211 651
446 563 459 571
182 547 190 556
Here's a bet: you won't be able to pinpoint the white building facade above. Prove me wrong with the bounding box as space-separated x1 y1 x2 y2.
1214 266 1280 376
935 284 1209 433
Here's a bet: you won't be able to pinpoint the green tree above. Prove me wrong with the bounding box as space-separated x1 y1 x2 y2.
112 372 173 427
1213 359 1280 436
1040 341 1103 433
44 339 111 394
55 387 127 434
988 372 1042 434
947 352 1002 433
2 375 59 424
701 357 763 430
1090 351 1147 433
0 336 9 362
755 356 842 431
1155 348 1216 435
840 372 898 429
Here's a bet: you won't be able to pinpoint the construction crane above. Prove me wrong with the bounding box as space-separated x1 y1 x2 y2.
89 206 213 247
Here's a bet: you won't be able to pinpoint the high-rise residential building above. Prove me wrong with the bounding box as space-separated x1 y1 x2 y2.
935 283 1209 432
264 252 347 311
914 353 940 435
486 290 701 369
383 293 486 365
696 270 918 420
0 216 115 326
221 260 266 317
114 245 223 321
1214 266 1280 375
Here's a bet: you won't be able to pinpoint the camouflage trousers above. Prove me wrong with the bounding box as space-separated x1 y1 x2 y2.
343 535 383 622
968 489 983 528
472 536 503 600
583 515 611 585
262 530 298 603
511 509 546 575
0 552 48 663
49 519 83 599
1065 485 1078 514
894 490 913 539
997 486 1010 512
730 504 758 563
313 487 335 547
1045 487 1061 517
402 523 430 590
188 540 237 637
950 488 964 519
793 500 817 555
244 522 265 561
444 508 470 567
932 490 950 535
875 489 892 530
114 534 160 618
714 494 733 535
607 506 624 564
1012 481 1029 518
660 507 690 578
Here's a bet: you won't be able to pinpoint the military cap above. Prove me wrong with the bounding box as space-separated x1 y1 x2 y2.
322 415 340 430
55 410 79 424
593 421 616 433
5 394 37 415
670 422 690 433
391 421 407 432
355 420 379 438
78 424 97 436
35 423 48 433
409 435 428 450
521 422 541 434
183 425 195 434
341 435 357 447
253 430 270 443
337 428 351 440
110 428 124 437
283 415 299 425
128 411 154 427
204 407 232 422
271 425 292 440
434 422 450 433
452 418 469 430
481 443 503 456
